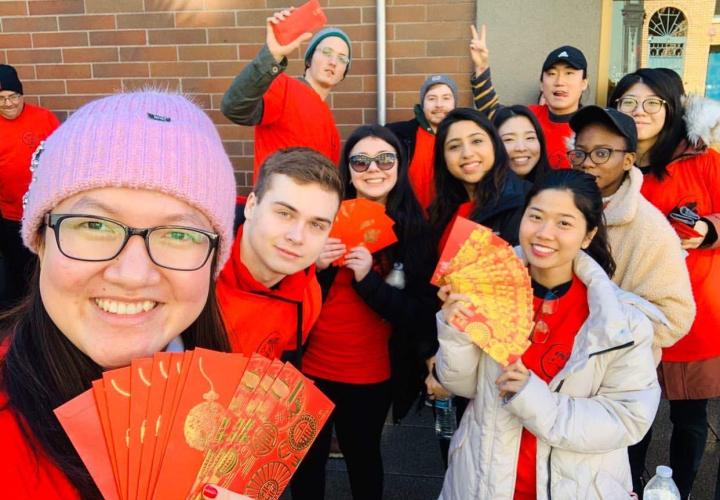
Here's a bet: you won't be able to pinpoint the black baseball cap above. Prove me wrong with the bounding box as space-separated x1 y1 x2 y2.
542 46 587 73
570 105 638 152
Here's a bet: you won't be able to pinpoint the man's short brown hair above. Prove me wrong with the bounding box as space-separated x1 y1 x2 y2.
253 147 344 203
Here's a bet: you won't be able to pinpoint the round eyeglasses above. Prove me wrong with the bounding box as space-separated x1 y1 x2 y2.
567 147 630 167
44 214 218 271
0 93 21 105
615 96 666 115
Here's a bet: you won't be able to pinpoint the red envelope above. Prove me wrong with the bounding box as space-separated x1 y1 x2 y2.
136 353 172 500
128 358 153 500
329 199 398 265
55 389 120 500
272 0 327 46
153 349 248 498
102 367 132 500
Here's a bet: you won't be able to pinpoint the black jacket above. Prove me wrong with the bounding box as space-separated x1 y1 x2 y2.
468 172 531 246
386 104 434 162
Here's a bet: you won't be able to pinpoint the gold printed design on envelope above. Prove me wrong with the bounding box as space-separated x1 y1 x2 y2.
245 461 292 500
363 228 380 244
251 422 278 456
288 414 317 451
184 357 225 451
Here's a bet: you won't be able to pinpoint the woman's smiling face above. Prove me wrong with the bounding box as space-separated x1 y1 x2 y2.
38 187 214 369
443 120 496 195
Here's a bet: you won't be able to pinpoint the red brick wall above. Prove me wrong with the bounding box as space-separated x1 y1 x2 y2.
0 0 475 193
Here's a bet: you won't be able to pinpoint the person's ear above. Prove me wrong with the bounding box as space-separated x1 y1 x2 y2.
623 152 636 171
581 77 589 92
244 192 257 222
581 227 598 249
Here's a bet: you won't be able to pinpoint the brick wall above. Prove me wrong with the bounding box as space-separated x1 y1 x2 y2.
0 0 476 193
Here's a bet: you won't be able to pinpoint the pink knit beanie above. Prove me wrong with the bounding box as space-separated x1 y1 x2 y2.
21 90 237 273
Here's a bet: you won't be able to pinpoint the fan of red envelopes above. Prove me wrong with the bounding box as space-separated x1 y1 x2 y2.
328 198 398 265
431 216 534 366
55 349 334 500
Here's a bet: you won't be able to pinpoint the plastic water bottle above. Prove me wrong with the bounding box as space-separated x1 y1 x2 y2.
643 465 681 500
434 397 457 439
385 262 405 289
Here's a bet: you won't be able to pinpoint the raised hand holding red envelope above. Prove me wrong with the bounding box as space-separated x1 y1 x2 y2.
271 0 327 46
328 198 398 265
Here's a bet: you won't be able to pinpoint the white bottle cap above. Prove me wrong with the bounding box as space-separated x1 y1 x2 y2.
656 465 673 478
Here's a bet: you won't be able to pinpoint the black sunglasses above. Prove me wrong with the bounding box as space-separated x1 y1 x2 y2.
348 152 397 172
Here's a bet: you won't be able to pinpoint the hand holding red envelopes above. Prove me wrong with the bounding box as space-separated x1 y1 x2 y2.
329 198 398 265
54 349 334 500
271 0 327 46
432 217 534 366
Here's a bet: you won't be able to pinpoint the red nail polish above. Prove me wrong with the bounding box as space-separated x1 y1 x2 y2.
203 484 218 499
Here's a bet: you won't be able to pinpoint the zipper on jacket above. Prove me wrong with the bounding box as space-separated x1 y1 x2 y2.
588 340 634 358
547 448 553 499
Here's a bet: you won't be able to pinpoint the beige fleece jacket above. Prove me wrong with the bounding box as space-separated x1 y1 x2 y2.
605 167 696 359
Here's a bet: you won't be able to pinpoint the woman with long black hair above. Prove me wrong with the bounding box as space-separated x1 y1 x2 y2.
436 169 660 499
493 104 552 183
290 125 437 499
610 68 720 499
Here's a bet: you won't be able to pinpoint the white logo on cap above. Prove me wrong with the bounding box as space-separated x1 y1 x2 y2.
431 75 442 81
558 51 569 58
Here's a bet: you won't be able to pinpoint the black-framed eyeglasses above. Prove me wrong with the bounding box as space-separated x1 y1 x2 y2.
529 290 559 344
348 152 397 172
0 93 21 105
615 96 666 115
317 46 349 66
44 214 218 271
567 147 630 167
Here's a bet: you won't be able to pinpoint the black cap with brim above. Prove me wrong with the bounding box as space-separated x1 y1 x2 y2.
570 105 638 152
542 45 587 73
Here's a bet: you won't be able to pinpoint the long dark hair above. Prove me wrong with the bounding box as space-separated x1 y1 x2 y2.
339 124 433 277
428 107 509 234
524 169 616 278
608 68 686 179
1 255 230 498
492 105 551 183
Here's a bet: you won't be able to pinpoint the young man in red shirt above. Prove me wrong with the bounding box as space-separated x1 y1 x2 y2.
469 25 588 168
221 7 351 183
216 148 343 365
387 74 458 210
0 64 59 309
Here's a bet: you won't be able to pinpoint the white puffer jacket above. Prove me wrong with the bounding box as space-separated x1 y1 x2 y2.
436 251 662 500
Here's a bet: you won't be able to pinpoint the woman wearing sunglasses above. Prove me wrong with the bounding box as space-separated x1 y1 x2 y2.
0 91 246 499
290 125 436 500
608 68 720 499
436 169 660 500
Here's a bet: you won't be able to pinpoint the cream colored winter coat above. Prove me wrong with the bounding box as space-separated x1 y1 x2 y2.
436 251 661 500
605 167 695 362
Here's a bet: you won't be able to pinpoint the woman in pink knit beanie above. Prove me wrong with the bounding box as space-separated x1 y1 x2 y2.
0 90 242 498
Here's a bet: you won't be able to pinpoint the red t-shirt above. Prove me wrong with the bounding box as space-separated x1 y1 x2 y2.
302 267 392 384
529 104 572 170
0 103 60 220
408 126 437 211
253 74 340 183
513 275 589 500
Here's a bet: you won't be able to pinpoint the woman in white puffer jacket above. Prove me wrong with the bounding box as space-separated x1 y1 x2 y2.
436 170 661 500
